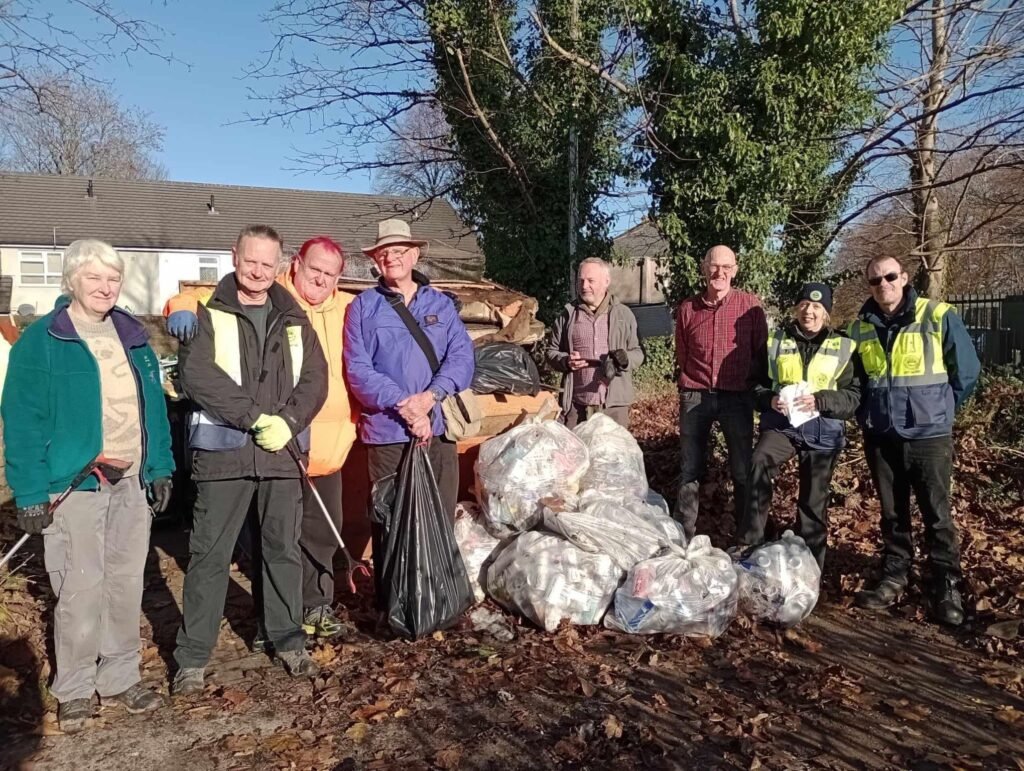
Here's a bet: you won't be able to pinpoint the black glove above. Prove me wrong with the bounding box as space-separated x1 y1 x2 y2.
149 477 173 514
17 503 52 535
611 349 630 372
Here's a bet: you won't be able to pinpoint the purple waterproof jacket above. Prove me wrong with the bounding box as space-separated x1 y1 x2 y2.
344 273 475 445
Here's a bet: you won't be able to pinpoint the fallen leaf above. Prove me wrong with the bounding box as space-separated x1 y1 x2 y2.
602 714 623 739
220 688 249 708
578 677 596 698
349 699 394 721
345 722 370 743
994 706 1022 725
435 745 463 769
985 619 1022 640
432 631 445 641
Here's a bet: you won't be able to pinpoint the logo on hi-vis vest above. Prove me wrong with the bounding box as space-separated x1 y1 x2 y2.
809 290 823 302
286 326 302 348
814 372 831 389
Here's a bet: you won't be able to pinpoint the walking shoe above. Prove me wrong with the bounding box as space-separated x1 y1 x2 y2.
171 667 206 696
57 698 92 734
302 605 351 639
106 683 167 713
277 648 320 677
854 577 906 610
928 574 965 627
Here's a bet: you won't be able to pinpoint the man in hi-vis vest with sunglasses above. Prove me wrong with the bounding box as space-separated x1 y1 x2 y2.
172 225 327 694
849 255 979 626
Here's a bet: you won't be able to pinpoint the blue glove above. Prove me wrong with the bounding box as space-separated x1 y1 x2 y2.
167 310 198 343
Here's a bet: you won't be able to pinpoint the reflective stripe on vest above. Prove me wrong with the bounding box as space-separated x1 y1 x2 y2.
193 307 305 434
767 329 855 394
849 298 949 388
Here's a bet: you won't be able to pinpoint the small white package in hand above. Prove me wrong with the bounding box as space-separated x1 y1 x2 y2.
779 381 819 428
735 530 821 627
604 536 738 637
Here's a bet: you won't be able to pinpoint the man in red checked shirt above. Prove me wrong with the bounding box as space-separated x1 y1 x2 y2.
673 245 768 540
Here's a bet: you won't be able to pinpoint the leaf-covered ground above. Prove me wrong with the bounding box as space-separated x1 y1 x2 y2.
1 380 1022 770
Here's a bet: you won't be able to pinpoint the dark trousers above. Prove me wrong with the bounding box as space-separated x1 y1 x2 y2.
864 433 961 582
299 469 344 610
366 437 459 604
564 404 630 430
674 390 754 540
174 477 305 669
737 429 839 568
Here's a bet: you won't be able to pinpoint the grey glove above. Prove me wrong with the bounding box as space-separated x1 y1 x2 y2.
149 477 173 514
17 503 52 535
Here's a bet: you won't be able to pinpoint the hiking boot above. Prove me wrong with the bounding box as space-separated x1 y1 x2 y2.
106 683 167 713
854 577 906 611
302 605 351 640
277 648 319 678
57 698 92 734
929 574 965 627
171 667 206 696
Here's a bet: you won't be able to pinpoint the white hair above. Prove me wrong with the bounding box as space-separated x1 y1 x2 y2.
61 239 124 295
578 257 612 276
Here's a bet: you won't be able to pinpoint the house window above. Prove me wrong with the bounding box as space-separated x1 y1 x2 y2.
199 256 219 282
19 250 64 286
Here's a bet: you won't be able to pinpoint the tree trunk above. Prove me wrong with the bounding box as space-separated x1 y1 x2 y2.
912 0 950 299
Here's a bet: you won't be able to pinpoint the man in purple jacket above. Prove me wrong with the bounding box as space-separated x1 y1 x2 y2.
343 219 474 597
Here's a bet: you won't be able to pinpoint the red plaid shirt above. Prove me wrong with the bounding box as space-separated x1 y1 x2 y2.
675 289 768 391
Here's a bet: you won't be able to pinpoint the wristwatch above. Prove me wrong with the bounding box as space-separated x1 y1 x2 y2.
429 386 446 404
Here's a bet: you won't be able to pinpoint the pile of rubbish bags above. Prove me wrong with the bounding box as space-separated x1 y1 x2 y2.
457 414 822 637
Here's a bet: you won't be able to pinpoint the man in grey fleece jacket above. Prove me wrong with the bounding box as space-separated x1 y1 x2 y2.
545 258 644 429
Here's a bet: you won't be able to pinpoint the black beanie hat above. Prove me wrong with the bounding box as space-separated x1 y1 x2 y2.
798 282 833 313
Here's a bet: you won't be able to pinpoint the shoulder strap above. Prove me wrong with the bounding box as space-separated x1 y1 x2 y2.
386 294 441 375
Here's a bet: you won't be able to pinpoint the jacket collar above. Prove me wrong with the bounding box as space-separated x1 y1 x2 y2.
375 269 431 300
858 287 919 328
208 272 305 322
47 295 149 348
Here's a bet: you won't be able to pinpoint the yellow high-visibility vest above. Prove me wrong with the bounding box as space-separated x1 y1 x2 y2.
848 298 950 388
768 329 855 394
191 307 304 442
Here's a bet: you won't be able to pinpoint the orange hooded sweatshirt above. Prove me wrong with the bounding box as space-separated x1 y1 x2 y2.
164 272 357 476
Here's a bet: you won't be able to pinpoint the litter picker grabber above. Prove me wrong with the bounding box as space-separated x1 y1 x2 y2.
0 455 132 571
286 443 370 594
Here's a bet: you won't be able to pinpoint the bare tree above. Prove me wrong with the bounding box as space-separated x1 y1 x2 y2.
1 0 168 106
372 102 458 201
0 77 166 179
827 0 1024 298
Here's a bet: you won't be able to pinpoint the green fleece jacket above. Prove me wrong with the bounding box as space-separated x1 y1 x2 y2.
1 297 174 507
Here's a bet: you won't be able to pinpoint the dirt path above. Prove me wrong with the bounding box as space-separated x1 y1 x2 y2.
2 524 1022 771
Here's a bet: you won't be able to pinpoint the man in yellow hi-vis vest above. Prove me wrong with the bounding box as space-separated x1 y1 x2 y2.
849 255 980 626
171 225 328 695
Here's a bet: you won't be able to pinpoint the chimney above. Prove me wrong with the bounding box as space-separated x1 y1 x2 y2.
86 179 95 198
207 194 217 214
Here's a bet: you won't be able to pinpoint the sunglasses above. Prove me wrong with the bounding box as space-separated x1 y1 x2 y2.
868 272 901 287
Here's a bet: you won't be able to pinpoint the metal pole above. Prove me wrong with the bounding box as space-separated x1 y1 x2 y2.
567 0 580 300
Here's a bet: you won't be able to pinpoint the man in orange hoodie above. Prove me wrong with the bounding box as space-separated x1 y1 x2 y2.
165 236 357 639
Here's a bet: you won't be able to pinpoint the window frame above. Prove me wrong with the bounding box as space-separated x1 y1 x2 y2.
18 249 64 287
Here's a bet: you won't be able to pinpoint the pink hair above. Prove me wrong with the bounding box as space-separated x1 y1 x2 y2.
297 236 345 267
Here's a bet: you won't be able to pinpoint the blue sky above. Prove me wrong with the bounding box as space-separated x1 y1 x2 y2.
90 0 373 194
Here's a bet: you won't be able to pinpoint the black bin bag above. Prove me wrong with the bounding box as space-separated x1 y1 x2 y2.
372 442 474 639
471 342 541 395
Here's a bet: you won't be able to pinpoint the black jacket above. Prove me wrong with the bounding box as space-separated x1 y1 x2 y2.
178 273 328 481
754 322 860 450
